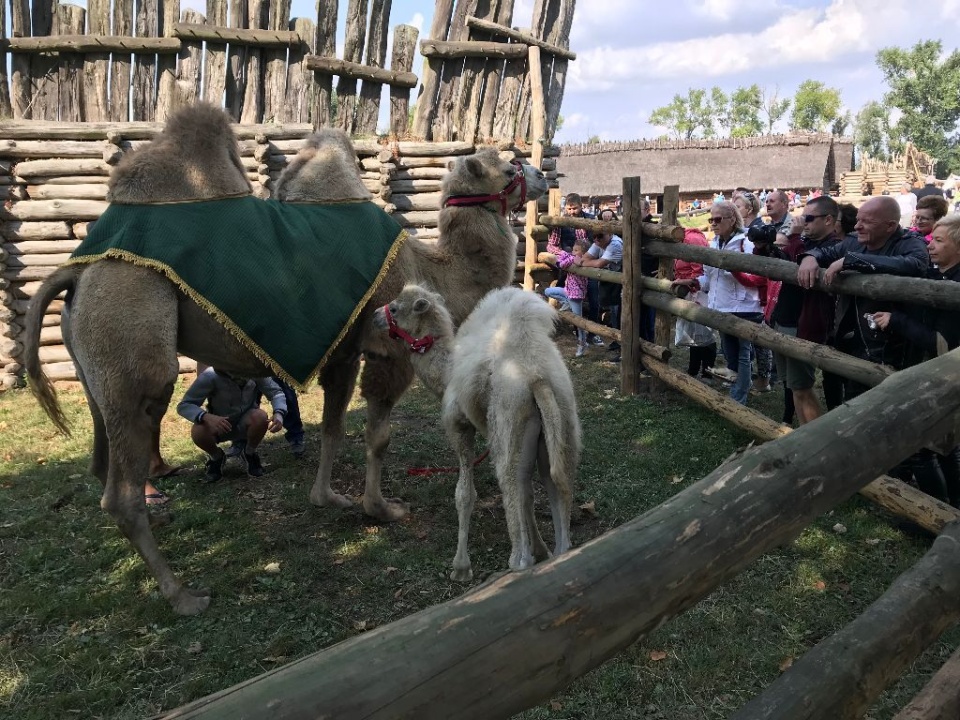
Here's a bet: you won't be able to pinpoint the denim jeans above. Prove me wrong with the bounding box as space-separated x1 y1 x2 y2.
545 287 586 344
270 376 304 444
721 312 763 404
586 278 600 324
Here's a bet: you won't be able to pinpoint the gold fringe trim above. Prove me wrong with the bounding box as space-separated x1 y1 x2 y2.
110 190 253 206
64 250 307 390
302 228 410 381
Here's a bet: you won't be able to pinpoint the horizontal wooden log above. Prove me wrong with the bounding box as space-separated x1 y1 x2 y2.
0 240 80 256
499 143 562 159
537 252 690 299
14 159 111 179
305 56 418 88
173 23 303 48
2 200 107 221
393 168 448 181
389 179 444 194
392 211 440 228
893 645 960 720
1 339 22 358
26 184 109 200
4 35 181 53
359 157 382 172
465 17 576 60
158 348 960 720
645 240 960 312
38 354 197 383
6 298 64 315
2 265 60 281
388 192 442 212
1 221 73 241
539 214 684 242
1 185 27 202
37 345 72 364
3 253 71 267
0 122 312 141
420 39 527 59
554 310 670 362
731 522 960 720
389 141 476 157
0 140 109 158
17 175 108 186
641 290 893 387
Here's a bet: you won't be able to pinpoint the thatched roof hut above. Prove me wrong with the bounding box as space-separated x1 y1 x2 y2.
557 134 854 200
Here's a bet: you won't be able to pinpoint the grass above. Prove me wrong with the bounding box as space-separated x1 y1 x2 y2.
0 334 956 719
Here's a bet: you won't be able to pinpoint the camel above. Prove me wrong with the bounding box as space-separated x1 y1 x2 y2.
374 284 580 580
23 103 547 615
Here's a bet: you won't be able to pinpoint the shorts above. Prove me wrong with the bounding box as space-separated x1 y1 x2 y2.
215 408 260 443
773 324 816 391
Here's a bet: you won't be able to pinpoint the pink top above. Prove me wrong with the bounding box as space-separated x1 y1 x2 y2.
555 250 588 300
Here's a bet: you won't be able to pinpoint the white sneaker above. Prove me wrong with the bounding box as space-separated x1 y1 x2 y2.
590 336 605 346
558 301 572 313
575 344 586 357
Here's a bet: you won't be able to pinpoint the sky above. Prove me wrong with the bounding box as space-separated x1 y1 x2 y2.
186 0 960 143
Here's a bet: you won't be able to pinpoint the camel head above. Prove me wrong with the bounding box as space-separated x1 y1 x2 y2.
108 103 251 204
373 284 454 352
441 148 548 215
273 128 370 203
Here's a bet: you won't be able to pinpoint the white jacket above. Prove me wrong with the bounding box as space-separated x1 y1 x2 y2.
698 232 762 313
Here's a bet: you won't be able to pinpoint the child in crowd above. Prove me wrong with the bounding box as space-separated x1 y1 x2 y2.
545 237 591 357
177 367 287 481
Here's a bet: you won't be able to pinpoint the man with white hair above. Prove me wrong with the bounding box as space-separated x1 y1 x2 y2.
797 195 929 400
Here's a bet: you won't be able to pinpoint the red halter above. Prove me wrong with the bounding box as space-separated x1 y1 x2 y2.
382 304 435 354
442 160 528 215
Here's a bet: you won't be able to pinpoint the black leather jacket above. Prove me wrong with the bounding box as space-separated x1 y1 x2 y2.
799 227 930 368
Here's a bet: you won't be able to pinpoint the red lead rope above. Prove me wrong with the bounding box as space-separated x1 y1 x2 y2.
382 304 434 354
407 449 490 476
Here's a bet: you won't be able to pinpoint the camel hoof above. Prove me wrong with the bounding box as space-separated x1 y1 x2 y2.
450 566 473 582
172 587 211 616
309 489 354 509
362 497 409 522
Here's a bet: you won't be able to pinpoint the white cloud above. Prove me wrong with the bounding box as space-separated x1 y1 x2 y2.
408 12 424 34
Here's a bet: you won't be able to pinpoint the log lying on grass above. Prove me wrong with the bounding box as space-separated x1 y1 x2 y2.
893 645 960 720
639 354 960 535
731 521 960 720
158 348 960 720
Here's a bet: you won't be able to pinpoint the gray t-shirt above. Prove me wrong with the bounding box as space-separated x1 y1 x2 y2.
587 235 623 272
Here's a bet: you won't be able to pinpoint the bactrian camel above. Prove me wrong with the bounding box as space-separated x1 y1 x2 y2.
375 284 580 580
23 103 546 615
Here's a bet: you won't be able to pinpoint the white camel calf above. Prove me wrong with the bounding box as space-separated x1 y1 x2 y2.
374 285 581 580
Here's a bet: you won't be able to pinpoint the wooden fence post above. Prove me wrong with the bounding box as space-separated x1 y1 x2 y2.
523 45 544 292
654 185 679 349
621 176 642 395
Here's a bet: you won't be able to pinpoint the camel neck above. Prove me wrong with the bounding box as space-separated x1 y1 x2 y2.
409 335 453 397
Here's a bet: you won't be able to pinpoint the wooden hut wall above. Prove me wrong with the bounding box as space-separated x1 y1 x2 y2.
0 0 420 133
0 127 558 388
556 135 855 198
411 0 575 143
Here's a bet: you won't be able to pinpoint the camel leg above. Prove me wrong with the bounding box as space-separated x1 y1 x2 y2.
359 355 414 522
309 358 361 509
501 411 543 571
445 411 477 581
537 434 573 556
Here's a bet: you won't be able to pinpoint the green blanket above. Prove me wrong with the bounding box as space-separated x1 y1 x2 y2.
67 196 407 388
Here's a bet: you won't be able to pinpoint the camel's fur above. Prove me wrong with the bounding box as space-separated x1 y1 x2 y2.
23 102 547 615
374 285 580 580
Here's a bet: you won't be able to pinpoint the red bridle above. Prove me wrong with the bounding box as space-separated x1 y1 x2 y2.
382 304 434 354
442 160 528 215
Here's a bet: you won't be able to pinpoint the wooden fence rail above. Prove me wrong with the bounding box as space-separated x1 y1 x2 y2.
156 348 960 719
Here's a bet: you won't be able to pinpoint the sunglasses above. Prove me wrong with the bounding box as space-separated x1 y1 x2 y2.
708 216 726 224
803 214 827 223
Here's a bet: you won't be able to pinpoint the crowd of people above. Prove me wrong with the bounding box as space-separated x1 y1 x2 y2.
550 178 960 510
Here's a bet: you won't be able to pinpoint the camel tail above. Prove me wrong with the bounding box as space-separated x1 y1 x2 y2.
532 378 580 489
24 266 79 436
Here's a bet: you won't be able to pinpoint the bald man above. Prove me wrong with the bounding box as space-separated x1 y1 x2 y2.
796 195 929 398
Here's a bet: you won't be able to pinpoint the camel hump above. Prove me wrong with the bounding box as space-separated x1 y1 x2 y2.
467 287 558 340
24 266 82 435
274 127 370 203
108 102 251 204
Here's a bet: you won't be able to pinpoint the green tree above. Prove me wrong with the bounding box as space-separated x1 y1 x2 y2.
876 40 960 175
648 88 716 139
831 110 852 137
853 101 892 163
790 80 842 132
710 86 729 136
587 135 601 144
760 85 790 134
728 84 763 137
